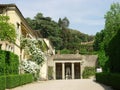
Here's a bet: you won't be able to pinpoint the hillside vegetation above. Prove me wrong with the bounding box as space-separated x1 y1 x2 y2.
26 13 94 54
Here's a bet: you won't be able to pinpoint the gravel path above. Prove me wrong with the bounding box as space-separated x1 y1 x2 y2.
10 79 113 90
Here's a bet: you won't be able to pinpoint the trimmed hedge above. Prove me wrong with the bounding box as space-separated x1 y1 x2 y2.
0 50 19 75
6 74 33 89
6 75 20 88
96 73 120 90
20 74 34 85
5 51 19 75
0 50 5 75
0 76 6 90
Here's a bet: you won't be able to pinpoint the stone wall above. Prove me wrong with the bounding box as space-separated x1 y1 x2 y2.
80 55 98 78
83 55 98 67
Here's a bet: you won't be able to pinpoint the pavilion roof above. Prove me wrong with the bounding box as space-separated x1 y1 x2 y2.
54 54 82 60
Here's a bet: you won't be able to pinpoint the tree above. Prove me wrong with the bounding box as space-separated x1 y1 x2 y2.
93 30 104 51
26 17 35 29
106 28 120 73
26 12 94 52
104 3 120 50
0 15 16 42
26 12 63 50
58 17 69 28
93 3 120 72
94 3 120 51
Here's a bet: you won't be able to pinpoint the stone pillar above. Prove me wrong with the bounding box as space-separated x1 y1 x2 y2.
72 63 74 79
80 63 82 79
53 62 56 80
62 63 65 79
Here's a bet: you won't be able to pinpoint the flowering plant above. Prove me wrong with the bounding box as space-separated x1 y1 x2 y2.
20 37 47 80
20 60 39 74
21 38 47 65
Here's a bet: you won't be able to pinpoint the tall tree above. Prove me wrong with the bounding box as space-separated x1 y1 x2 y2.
94 3 120 51
93 30 104 51
93 2 120 72
58 17 69 28
106 29 120 73
104 3 120 49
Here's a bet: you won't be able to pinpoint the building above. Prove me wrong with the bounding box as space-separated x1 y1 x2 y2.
53 54 83 79
0 4 36 59
47 50 98 80
0 4 55 80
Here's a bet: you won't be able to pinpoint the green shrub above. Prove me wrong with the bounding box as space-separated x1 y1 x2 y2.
20 74 33 85
0 76 6 90
20 74 26 85
25 74 34 83
96 73 120 90
6 75 20 88
60 49 72 54
5 51 19 75
0 50 19 75
6 74 33 89
82 67 95 79
96 73 110 85
110 74 120 90
0 50 5 75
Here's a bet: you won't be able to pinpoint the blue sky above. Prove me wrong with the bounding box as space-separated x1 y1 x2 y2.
0 0 120 35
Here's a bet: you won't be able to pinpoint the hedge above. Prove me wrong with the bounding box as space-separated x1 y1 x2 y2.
0 76 6 90
0 50 5 75
6 74 33 89
0 50 19 75
82 67 95 79
5 51 19 75
6 75 20 88
20 74 34 85
96 73 120 90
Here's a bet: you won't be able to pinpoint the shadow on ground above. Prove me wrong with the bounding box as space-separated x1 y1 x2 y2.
93 80 114 90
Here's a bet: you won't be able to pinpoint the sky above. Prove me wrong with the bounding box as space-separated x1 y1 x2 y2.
0 0 120 35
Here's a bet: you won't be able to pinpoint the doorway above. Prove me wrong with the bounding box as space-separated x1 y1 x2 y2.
74 63 80 79
56 63 62 79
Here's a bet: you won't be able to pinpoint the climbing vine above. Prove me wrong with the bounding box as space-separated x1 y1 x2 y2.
0 15 16 42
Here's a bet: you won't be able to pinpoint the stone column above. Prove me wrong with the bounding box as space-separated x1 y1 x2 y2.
62 63 65 79
80 62 82 79
53 62 56 80
72 63 74 79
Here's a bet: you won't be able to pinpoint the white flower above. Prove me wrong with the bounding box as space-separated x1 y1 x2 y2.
20 60 39 74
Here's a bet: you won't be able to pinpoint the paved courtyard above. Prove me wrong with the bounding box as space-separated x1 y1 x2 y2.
11 79 113 90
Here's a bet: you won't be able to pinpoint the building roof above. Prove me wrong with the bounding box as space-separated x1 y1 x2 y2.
54 54 82 60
